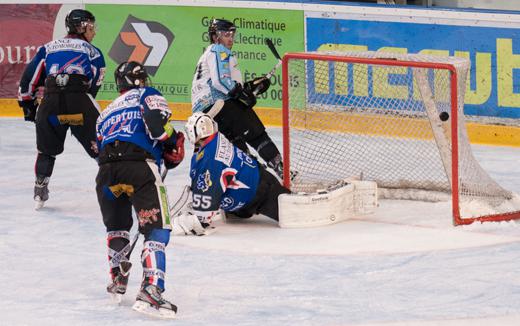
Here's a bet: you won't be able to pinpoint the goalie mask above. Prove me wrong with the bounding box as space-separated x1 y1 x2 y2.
65 9 95 35
185 112 218 144
114 61 149 92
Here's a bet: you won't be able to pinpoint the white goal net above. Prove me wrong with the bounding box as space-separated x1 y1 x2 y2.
282 51 520 225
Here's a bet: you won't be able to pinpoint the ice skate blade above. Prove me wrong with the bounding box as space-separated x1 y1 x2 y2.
34 197 45 210
132 300 177 319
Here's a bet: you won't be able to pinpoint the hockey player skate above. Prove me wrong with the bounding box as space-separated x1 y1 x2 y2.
34 175 49 210
132 284 177 319
106 261 132 303
267 154 299 182
267 154 284 180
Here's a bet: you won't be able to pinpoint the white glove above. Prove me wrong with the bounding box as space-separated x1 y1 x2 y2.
173 211 214 236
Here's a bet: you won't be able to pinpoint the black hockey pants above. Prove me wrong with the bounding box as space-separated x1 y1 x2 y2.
96 145 172 235
205 99 280 164
233 167 290 221
35 75 100 177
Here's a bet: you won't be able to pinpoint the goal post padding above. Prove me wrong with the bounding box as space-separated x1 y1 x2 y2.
281 51 520 225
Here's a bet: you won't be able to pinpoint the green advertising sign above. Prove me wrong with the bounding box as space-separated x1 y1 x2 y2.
87 4 304 108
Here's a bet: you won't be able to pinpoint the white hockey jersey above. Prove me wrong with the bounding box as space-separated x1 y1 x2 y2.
191 44 242 112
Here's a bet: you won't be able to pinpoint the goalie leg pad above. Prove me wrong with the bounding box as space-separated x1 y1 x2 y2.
352 180 379 215
278 180 378 228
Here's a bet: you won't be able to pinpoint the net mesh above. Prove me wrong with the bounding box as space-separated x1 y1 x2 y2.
284 51 519 222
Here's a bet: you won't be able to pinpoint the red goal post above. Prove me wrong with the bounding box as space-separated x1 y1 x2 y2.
281 51 520 225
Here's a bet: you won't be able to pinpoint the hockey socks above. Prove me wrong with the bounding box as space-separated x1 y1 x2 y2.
132 229 176 318
106 231 132 302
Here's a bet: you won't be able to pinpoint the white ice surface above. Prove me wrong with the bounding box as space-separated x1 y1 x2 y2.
1 118 520 325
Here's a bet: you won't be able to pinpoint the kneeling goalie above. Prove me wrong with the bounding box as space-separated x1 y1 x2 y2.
174 113 378 235
174 112 290 235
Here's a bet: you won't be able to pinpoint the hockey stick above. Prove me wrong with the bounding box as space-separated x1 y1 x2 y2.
264 38 283 79
160 159 169 181
119 184 186 272
169 185 192 216
206 99 225 118
252 38 283 96
118 232 140 276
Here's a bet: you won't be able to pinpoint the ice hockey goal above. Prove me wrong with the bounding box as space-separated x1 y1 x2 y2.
281 51 520 225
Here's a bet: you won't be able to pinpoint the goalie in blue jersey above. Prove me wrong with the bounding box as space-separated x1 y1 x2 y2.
173 112 290 236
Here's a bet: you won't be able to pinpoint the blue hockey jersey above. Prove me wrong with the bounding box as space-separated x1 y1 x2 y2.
96 87 175 167
18 36 106 101
189 133 260 217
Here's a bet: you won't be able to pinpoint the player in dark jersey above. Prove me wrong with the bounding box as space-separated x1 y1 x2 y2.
17 9 106 209
95 61 183 318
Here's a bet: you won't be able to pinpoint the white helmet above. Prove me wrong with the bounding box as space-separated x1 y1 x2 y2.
185 112 218 144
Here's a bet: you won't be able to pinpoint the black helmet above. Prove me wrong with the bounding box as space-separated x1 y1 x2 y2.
65 9 95 35
208 19 236 43
114 61 149 92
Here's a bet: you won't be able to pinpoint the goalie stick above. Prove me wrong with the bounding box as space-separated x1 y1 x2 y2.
121 186 190 262
169 184 192 216
117 185 187 272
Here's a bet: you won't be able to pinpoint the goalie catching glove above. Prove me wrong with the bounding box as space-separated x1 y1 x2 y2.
19 99 38 122
163 131 185 169
172 208 218 236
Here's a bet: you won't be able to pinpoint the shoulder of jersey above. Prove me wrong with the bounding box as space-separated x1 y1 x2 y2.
211 43 230 54
142 86 163 97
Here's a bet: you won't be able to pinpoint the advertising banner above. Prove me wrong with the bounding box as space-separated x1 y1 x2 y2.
306 15 520 118
0 4 61 99
87 4 304 107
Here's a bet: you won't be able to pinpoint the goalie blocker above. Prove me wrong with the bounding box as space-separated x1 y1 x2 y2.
278 180 378 228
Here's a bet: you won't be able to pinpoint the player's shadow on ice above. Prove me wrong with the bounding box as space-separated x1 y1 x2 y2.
222 214 278 228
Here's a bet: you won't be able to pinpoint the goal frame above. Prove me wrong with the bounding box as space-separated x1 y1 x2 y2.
281 52 520 226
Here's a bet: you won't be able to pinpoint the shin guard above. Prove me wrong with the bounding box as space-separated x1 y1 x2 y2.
141 229 170 291
35 153 56 178
107 230 131 279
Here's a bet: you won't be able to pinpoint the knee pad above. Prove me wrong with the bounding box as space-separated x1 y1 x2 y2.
145 228 171 246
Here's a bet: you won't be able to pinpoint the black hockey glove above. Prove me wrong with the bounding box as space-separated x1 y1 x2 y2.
227 82 243 99
228 83 257 108
244 76 271 96
19 99 38 122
